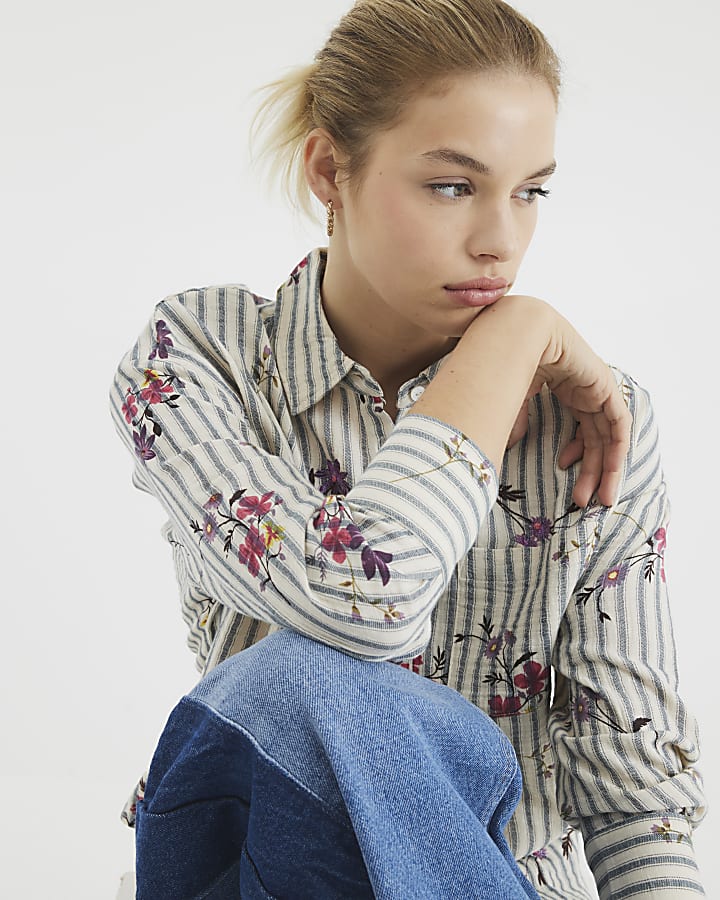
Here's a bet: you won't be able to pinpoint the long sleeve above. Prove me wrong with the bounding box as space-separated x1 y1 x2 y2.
548 374 705 897
110 289 498 662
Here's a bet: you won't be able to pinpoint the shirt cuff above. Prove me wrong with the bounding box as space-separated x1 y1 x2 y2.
372 412 499 570
583 812 705 898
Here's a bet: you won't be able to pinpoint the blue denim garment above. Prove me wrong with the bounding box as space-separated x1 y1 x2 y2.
136 631 539 899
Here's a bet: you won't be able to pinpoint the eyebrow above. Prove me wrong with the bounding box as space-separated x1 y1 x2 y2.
419 148 557 180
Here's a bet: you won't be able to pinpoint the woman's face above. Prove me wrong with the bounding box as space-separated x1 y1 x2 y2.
334 71 557 339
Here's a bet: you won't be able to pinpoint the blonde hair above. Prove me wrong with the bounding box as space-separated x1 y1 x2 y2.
252 0 561 216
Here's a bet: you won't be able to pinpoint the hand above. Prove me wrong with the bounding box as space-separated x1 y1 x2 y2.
536 307 631 508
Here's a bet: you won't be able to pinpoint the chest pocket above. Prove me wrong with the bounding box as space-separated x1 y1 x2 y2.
441 543 573 712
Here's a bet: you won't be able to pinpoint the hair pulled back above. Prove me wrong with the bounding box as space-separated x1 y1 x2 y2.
253 0 561 215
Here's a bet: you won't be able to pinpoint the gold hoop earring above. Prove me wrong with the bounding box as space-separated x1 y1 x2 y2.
326 200 335 238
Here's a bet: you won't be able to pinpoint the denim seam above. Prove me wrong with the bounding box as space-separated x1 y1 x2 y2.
189 697 351 828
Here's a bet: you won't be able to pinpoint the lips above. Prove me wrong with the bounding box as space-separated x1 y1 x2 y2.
444 276 510 309
445 277 508 291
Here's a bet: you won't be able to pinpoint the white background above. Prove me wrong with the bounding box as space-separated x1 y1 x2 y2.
1 1 717 897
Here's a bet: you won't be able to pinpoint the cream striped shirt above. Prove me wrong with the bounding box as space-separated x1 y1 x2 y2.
111 248 705 897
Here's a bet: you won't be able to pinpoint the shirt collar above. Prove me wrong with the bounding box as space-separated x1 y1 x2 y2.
271 247 453 415
272 248 354 415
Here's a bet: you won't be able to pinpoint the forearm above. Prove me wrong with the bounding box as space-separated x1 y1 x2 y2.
412 295 550 472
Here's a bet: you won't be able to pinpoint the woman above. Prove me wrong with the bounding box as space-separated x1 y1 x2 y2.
111 0 705 896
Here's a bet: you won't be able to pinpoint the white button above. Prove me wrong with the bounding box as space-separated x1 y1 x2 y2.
409 385 425 402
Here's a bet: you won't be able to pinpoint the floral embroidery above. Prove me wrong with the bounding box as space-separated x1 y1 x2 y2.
454 617 549 718
391 432 491 485
310 457 351 496
123 356 182 462
311 494 398 622
287 255 309 285
650 816 690 844
497 483 602 550
395 647 449 683
528 848 548 887
571 687 651 734
148 319 173 361
191 488 287 596
524 743 555 781
256 345 279 390
574 516 668 622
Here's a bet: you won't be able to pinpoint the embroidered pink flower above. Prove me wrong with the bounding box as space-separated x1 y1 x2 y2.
321 520 354 563
121 390 138 423
654 527 667 581
398 655 424 674
140 372 174 404
514 660 549 697
488 695 522 717
236 491 275 519
238 524 265 577
287 256 309 284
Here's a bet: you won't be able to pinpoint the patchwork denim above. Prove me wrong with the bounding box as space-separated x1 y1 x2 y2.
135 630 539 899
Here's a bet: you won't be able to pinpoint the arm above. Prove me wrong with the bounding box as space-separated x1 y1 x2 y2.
110 289 500 662
111 288 628 663
549 374 705 897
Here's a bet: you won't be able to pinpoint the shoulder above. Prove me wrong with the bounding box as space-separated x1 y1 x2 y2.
153 283 274 337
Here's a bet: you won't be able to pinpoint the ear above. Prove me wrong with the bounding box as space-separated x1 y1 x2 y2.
303 128 345 209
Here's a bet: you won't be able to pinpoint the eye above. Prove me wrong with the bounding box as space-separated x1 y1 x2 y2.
515 186 551 205
428 182 473 200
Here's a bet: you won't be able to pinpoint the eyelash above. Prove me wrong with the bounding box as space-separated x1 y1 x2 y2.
428 183 551 204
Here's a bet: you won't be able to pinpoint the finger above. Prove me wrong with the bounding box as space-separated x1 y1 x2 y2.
595 399 632 506
558 423 584 469
570 414 606 507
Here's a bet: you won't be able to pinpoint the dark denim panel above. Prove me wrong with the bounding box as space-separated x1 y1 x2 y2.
137 631 539 899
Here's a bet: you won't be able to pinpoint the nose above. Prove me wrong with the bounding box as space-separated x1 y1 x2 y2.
466 199 518 263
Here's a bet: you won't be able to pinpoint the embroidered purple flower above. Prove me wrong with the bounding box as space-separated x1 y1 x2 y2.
361 544 393 585
121 390 138 423
503 629 517 648
651 817 672 835
514 660 549 697
313 459 351 496
484 634 504 660
532 848 548 861
201 513 219 542
238 524 265 577
488 695 522 718
203 492 223 510
149 320 174 360
236 491 275 520
601 562 629 589
133 424 156 461
572 691 593 724
514 517 553 547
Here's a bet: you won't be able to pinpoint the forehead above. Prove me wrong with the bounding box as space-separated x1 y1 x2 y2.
373 72 557 173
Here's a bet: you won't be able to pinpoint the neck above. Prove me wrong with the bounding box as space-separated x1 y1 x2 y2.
321 244 456 393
